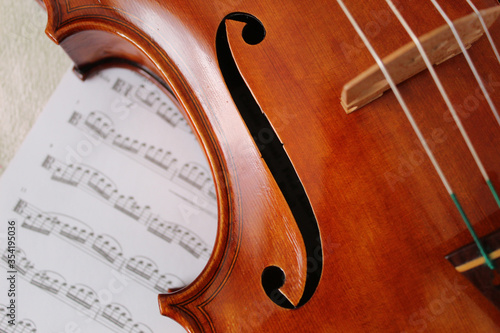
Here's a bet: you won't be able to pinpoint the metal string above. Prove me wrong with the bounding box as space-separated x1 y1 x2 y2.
336 0 495 269
426 0 500 210
431 0 500 128
466 0 500 64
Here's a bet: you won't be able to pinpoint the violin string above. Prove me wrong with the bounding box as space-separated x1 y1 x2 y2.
386 0 500 209
466 0 500 64
386 0 496 269
335 0 495 269
428 0 500 209
431 0 500 129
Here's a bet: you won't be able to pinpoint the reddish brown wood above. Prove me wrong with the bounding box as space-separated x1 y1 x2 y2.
40 0 500 331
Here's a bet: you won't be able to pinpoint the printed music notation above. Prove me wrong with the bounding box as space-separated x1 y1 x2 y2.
1 249 154 333
176 162 217 203
81 110 114 139
13 199 185 293
69 111 178 180
0 306 37 333
0 67 215 332
69 110 217 207
40 155 211 260
112 78 192 134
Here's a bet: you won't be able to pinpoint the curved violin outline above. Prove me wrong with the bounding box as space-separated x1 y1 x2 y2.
215 12 322 308
41 2 310 330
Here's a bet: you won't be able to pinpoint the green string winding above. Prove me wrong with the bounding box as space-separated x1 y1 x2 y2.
450 193 495 270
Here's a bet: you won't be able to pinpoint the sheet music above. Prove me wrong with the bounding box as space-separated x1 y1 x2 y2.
0 68 217 333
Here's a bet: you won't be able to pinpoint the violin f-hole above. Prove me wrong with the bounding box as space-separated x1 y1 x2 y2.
216 12 322 309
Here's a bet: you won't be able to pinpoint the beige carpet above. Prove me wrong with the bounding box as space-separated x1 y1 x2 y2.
0 0 71 175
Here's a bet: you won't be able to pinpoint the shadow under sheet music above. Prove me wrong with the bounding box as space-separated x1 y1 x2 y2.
0 67 217 333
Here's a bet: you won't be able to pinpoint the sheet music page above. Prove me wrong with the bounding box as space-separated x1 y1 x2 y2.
0 68 218 333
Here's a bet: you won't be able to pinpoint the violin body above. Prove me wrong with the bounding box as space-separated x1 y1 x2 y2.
40 0 500 331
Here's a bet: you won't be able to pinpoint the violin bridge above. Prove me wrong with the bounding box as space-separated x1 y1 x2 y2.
446 229 500 310
340 6 500 113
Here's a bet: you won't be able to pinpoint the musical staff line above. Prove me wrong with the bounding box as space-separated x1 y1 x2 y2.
169 190 217 219
0 67 218 332
0 307 37 333
1 249 154 333
69 110 217 207
112 77 192 134
13 199 185 293
40 156 211 260
70 111 178 181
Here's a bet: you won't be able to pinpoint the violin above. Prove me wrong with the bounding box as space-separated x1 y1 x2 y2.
38 0 500 331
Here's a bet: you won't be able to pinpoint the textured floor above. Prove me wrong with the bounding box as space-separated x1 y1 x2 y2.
0 0 71 175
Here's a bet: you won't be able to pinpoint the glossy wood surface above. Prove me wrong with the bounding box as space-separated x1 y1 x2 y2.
40 0 500 331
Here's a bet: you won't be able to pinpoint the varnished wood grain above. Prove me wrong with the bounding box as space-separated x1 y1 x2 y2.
39 0 500 331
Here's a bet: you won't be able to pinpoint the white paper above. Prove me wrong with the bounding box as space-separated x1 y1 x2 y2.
0 68 218 333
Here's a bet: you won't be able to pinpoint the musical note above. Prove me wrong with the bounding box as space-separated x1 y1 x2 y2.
113 196 149 221
21 213 57 236
92 235 123 264
0 248 156 333
112 78 133 96
30 271 67 295
2 248 34 276
88 171 117 200
114 78 192 133
50 163 92 187
113 135 142 154
153 274 178 293
69 114 217 203
0 308 38 333
144 147 177 173
13 320 37 333
59 221 93 244
135 84 161 108
101 304 133 329
65 101 216 213
66 284 100 311
147 218 179 243
68 113 179 180
156 101 185 127
12 199 185 292
125 256 158 281
1 67 218 332
145 218 210 260
85 111 114 139
14 256 35 276
129 323 153 333
179 232 210 259
41 156 211 258
177 162 211 190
